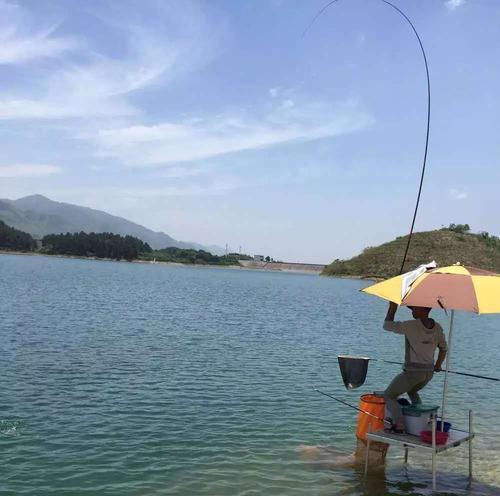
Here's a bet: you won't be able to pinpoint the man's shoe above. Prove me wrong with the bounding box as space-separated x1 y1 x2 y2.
384 419 405 434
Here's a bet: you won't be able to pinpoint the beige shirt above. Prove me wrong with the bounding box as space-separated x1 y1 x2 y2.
383 319 448 371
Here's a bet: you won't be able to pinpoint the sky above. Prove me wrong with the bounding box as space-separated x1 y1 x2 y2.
1 0 499 263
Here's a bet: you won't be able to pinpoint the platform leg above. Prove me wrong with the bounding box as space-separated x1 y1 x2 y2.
404 447 408 464
364 438 371 478
364 424 372 479
469 410 473 482
431 413 437 492
432 452 436 492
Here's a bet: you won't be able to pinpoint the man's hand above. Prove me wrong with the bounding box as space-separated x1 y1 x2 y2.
385 301 398 322
434 349 447 373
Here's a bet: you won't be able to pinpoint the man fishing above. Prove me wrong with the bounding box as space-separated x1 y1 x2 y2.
383 301 448 433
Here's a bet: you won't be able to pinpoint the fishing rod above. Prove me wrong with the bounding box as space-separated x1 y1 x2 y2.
374 358 499 382
303 0 431 274
314 388 386 422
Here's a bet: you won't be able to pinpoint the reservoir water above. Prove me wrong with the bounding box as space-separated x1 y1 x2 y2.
1 254 499 495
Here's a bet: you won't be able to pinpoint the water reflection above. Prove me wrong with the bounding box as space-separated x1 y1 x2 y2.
299 444 500 495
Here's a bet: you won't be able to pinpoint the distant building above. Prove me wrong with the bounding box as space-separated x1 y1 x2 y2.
254 255 264 262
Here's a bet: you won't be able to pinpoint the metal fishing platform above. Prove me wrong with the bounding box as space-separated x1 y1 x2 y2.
364 410 474 493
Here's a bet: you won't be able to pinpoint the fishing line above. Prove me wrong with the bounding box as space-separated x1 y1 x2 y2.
314 388 386 421
373 358 500 382
303 0 431 275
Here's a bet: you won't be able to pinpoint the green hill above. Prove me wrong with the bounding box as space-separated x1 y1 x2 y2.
0 195 223 253
322 227 500 279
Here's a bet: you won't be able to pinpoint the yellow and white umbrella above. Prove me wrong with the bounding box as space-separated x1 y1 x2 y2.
362 264 500 314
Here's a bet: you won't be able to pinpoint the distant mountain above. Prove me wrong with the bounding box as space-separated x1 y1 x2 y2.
0 195 222 252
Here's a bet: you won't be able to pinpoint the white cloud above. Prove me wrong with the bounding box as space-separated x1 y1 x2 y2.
0 1 78 65
0 163 62 178
445 0 465 11
0 2 217 120
0 35 184 119
92 98 373 166
269 87 279 98
0 98 135 120
449 188 468 200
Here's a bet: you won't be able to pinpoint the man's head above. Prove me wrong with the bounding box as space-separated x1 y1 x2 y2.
409 306 432 320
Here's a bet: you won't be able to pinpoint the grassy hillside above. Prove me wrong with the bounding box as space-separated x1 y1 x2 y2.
322 228 500 279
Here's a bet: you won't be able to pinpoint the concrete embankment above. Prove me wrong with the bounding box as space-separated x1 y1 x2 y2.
238 260 326 274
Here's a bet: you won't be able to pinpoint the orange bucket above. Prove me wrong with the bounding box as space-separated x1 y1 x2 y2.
356 394 385 441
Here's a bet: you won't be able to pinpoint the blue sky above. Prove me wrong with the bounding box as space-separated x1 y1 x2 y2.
0 0 499 263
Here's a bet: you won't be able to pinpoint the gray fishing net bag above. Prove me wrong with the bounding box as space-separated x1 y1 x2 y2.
338 355 370 390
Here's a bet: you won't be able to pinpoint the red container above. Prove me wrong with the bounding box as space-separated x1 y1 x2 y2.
420 430 449 445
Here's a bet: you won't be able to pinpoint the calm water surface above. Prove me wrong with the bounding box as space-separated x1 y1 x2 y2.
1 254 499 495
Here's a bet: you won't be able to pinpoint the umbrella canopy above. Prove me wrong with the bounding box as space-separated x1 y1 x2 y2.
362 264 500 314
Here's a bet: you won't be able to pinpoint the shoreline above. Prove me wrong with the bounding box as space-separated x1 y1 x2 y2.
0 249 242 268
321 273 382 281
0 250 324 275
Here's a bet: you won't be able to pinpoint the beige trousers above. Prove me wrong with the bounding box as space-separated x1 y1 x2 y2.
384 370 434 427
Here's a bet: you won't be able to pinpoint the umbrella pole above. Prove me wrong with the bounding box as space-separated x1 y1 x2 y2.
441 309 455 430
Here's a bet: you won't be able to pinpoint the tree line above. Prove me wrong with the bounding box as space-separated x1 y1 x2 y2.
0 220 251 265
442 223 500 249
142 246 245 265
41 232 152 260
0 220 37 251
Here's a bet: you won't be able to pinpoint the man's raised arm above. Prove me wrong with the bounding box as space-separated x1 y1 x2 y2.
383 302 405 333
385 301 398 322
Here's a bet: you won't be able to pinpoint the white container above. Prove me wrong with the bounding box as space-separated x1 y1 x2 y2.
403 404 438 436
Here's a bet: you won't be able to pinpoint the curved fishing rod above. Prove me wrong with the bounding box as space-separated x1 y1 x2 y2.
304 0 431 275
